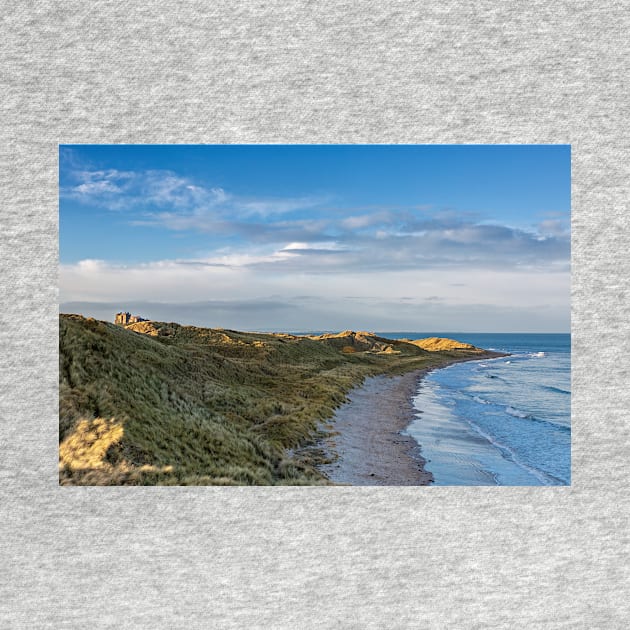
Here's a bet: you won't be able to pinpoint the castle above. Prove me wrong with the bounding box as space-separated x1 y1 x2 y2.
114 312 147 325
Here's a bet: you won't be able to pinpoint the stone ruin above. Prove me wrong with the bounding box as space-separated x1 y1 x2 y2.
114 311 147 326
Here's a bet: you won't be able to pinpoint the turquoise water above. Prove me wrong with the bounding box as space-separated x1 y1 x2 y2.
380 333 571 486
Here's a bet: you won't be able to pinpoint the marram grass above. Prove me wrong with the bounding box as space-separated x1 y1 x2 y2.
59 315 487 486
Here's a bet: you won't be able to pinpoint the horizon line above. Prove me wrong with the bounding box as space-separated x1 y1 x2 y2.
59 313 569 336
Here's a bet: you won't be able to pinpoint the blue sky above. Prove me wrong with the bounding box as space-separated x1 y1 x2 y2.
59 145 570 332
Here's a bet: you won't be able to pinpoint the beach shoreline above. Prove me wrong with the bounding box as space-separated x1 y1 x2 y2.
318 353 505 486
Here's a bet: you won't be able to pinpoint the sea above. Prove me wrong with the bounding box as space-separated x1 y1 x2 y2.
380 333 571 486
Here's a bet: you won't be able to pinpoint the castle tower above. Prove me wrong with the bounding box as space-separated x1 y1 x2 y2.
115 312 131 325
115 312 147 325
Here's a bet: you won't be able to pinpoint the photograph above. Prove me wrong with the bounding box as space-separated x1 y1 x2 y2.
59 144 570 486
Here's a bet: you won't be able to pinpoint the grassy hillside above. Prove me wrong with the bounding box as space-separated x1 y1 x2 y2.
59 315 490 486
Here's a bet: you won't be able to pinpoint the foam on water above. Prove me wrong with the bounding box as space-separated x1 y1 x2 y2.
505 405 530 418
382 332 571 486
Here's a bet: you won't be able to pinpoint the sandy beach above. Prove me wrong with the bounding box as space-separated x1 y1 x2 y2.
319 354 506 486
319 369 433 486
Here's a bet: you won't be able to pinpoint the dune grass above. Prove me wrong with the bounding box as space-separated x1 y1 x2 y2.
59 315 488 486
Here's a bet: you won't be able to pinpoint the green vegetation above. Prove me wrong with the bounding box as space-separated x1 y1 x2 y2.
59 315 490 486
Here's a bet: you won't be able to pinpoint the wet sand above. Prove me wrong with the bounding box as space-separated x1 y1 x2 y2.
319 353 506 486
319 369 433 486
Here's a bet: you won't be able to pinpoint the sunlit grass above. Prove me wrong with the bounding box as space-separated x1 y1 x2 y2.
59 416 124 470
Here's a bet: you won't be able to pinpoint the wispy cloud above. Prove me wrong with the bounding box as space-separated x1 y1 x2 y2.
537 219 569 237
62 168 228 213
61 166 327 221
234 196 326 217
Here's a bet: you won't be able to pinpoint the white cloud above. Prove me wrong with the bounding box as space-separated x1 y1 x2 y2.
280 241 348 252
76 258 107 271
74 180 122 195
340 211 395 230
235 196 327 217
61 166 325 221
538 219 569 237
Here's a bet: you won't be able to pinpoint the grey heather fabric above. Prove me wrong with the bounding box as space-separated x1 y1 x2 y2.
1 2 628 628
